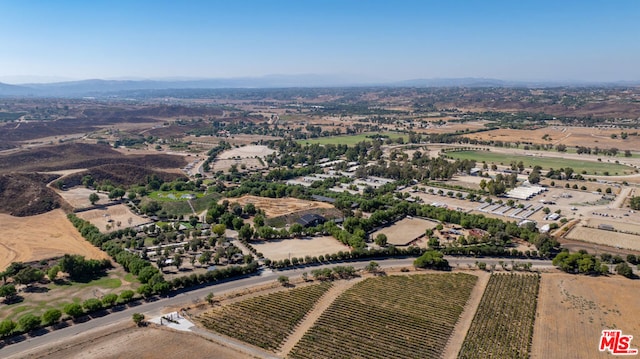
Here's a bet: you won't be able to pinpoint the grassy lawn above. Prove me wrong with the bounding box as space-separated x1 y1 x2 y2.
0 267 135 322
148 190 204 202
446 150 635 175
297 132 408 146
140 193 218 217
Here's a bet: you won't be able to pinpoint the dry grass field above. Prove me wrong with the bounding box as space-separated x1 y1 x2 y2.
532 273 640 359
212 158 265 172
565 226 640 251
55 187 110 209
251 236 350 261
217 145 275 159
0 209 109 271
466 126 640 149
224 195 334 218
371 217 438 246
75 204 150 233
10 323 250 359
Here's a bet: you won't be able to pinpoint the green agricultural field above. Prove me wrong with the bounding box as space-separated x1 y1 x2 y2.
446 150 635 175
198 282 333 351
289 273 478 359
458 273 540 359
297 132 408 146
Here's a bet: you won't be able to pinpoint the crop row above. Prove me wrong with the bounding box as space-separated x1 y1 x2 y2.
289 273 477 359
197 282 331 351
457 273 540 359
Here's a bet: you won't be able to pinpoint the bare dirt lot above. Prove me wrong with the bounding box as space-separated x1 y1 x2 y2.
75 204 150 233
224 195 335 218
12 322 250 359
371 217 439 246
56 187 110 209
212 158 266 172
0 209 109 271
251 236 350 261
565 226 640 251
217 145 275 159
532 273 640 359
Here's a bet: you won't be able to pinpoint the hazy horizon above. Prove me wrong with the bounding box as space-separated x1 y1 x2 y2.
1 0 639 84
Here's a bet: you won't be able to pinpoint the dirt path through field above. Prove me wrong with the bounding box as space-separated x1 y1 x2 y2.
278 278 364 356
441 271 490 359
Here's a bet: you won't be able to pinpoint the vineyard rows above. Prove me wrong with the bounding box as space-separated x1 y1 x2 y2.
197 282 332 351
458 273 540 359
289 273 477 359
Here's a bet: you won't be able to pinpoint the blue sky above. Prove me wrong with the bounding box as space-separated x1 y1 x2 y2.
1 0 638 83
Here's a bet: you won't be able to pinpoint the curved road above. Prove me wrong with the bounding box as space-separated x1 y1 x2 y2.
2 256 553 358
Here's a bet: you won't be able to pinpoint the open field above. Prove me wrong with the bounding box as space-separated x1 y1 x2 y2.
217 145 275 159
10 322 250 359
446 150 634 175
75 204 150 232
297 132 408 146
0 209 109 271
198 282 333 351
212 158 266 172
251 236 350 261
458 273 540 359
289 273 477 359
565 226 640 251
371 217 438 246
532 273 640 359
584 218 640 234
0 266 137 321
55 187 109 208
466 126 640 150
224 195 335 217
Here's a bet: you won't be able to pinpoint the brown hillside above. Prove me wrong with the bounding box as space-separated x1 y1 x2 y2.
0 173 69 216
63 164 186 188
0 143 187 173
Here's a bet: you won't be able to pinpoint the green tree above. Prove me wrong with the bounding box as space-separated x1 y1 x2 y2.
365 261 380 273
414 250 449 270
137 284 154 298
253 215 265 227
13 266 44 286
102 293 118 307
64 303 84 318
277 275 290 286
0 284 17 300
630 196 640 210
205 292 215 305
89 193 100 205
132 313 145 326
47 265 60 281
238 224 254 241
118 290 135 303
173 254 183 270
108 188 126 200
289 223 304 237
213 224 226 237
0 319 17 337
42 309 62 326
374 233 388 246
18 314 41 332
83 298 103 312
199 251 211 265
615 262 634 278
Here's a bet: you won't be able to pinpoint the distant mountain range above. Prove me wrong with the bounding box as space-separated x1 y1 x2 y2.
0 75 638 98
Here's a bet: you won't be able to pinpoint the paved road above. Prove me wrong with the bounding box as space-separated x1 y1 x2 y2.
1 256 553 358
